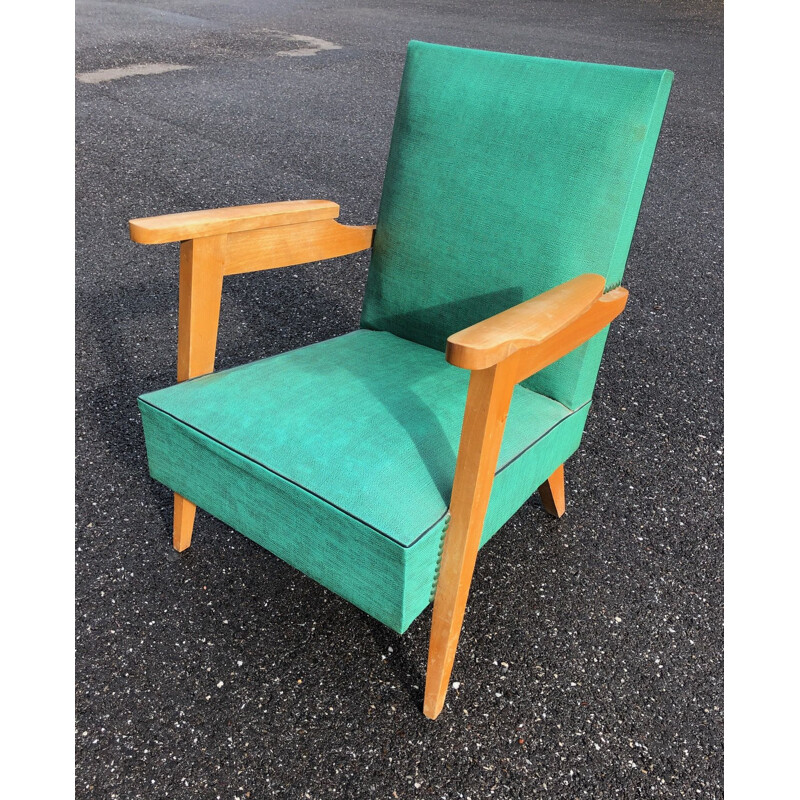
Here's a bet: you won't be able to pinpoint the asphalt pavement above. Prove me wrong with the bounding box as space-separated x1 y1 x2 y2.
76 1 723 797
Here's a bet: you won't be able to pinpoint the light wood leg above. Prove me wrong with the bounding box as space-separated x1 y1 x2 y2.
169 235 225 550
423 361 515 719
538 464 565 518
173 493 197 552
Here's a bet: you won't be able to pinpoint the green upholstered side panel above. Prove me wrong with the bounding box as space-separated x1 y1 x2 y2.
140 399 413 633
140 391 589 634
482 402 591 547
361 41 673 409
401 402 591 630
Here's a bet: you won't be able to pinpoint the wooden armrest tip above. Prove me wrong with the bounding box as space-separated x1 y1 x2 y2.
445 340 494 371
128 219 157 244
599 285 629 312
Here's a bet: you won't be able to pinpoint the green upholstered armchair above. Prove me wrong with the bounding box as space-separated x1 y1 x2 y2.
131 41 673 719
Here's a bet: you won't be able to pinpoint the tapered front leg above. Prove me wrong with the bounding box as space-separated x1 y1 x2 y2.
170 235 226 551
423 361 515 719
538 464 565 518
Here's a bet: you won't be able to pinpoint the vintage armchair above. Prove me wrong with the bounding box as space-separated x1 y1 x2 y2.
131 41 673 719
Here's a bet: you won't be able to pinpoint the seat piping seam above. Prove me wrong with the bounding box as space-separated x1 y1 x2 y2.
139 397 587 549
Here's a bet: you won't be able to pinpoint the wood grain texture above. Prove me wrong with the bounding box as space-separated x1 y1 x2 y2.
505 287 628 385
424 360 516 719
173 493 197 552
130 199 340 244
224 219 375 275
446 274 606 370
172 235 227 551
538 464 565 517
177 236 226 382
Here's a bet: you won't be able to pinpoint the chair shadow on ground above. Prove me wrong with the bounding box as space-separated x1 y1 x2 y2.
364 614 427 711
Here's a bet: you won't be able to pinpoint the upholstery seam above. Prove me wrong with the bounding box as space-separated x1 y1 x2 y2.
139 396 450 549
139 395 586 550
493 399 590 477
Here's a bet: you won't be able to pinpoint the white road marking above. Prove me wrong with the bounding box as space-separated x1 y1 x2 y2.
266 30 342 57
76 63 193 84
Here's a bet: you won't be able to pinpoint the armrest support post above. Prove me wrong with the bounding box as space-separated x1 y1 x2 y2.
177 234 226 382
129 199 375 381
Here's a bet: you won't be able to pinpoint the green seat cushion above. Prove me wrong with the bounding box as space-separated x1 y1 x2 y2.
361 41 673 409
139 330 590 632
140 330 571 546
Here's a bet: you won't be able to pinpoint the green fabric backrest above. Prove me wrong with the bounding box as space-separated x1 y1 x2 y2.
360 41 673 409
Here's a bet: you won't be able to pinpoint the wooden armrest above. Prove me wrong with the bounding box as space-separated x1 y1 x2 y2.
129 199 341 244
137 198 374 383
446 274 628 380
446 274 606 369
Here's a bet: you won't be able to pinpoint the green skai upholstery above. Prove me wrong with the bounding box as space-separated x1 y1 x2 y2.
139 330 590 632
361 41 673 409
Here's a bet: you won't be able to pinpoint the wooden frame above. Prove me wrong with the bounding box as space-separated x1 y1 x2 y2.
538 464 566 518
130 201 374 552
129 200 628 719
